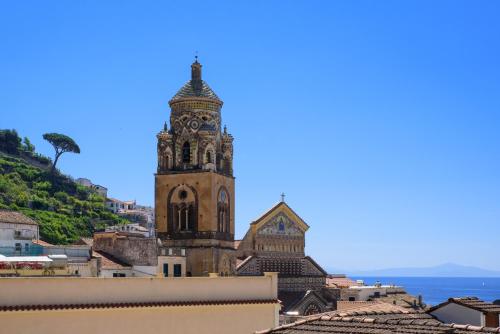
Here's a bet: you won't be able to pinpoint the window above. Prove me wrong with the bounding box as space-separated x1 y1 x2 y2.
14 230 21 238
163 263 169 277
113 273 126 277
174 264 182 277
168 185 197 234
182 142 190 163
206 150 212 163
349 297 356 301
217 188 230 233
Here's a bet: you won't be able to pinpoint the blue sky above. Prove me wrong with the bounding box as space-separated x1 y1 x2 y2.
1 1 499 271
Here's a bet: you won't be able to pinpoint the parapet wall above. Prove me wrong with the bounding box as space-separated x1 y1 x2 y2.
0 273 279 306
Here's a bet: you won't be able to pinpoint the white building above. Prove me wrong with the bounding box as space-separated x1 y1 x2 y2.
429 297 500 328
105 223 151 237
0 210 39 256
75 178 108 198
106 198 136 213
341 281 405 301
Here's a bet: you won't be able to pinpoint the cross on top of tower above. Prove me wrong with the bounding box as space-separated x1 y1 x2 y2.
281 193 286 203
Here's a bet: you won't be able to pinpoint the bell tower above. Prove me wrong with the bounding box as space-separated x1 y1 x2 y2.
155 59 235 276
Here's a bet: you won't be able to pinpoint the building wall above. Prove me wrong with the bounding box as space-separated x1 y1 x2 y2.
155 171 236 276
93 233 157 266
0 303 278 334
155 171 235 236
156 256 187 277
430 303 484 326
0 273 279 334
0 222 38 248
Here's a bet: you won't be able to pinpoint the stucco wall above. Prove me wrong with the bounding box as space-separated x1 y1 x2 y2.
0 303 279 334
0 273 279 334
0 274 278 306
431 303 484 326
0 222 38 247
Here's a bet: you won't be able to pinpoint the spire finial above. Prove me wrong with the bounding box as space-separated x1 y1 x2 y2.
163 121 168 132
191 53 202 82
281 193 286 202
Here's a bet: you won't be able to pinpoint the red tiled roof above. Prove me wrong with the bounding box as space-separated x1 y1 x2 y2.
326 276 359 288
0 210 38 226
0 299 279 312
259 312 500 334
429 297 500 314
336 300 411 314
32 239 53 246
93 251 131 270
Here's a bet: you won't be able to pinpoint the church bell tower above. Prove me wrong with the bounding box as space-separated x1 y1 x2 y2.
155 59 235 276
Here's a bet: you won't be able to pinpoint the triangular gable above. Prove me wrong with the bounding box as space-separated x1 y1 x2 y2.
304 256 328 276
251 202 309 235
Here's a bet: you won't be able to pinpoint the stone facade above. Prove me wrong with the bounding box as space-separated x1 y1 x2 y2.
93 232 157 266
236 202 336 315
155 60 236 276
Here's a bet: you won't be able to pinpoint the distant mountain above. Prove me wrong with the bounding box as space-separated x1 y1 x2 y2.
332 263 500 278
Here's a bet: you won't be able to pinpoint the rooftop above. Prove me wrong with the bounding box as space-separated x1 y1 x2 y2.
430 297 500 314
326 276 360 288
170 60 221 103
259 314 500 334
336 300 414 314
0 210 38 226
93 250 131 270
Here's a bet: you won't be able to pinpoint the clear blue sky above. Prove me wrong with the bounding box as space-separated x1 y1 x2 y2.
1 1 499 271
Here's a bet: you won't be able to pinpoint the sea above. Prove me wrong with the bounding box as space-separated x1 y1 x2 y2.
352 277 500 306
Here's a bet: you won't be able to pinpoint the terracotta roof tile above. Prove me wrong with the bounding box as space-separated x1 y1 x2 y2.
326 276 360 288
336 301 411 314
93 251 131 270
0 299 279 312
450 297 500 314
265 313 500 333
0 210 38 226
31 239 53 246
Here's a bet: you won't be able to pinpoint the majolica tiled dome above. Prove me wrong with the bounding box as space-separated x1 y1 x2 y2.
170 60 221 102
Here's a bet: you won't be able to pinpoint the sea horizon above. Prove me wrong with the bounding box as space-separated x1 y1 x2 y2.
353 276 500 306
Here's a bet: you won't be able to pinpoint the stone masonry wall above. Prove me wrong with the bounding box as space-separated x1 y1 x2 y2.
93 232 157 266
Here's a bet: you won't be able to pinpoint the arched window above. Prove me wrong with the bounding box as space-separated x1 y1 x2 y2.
217 188 230 234
182 142 190 163
168 185 197 234
206 150 212 164
304 303 321 316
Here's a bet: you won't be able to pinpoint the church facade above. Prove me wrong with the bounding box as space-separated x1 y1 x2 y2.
155 60 236 276
236 201 337 315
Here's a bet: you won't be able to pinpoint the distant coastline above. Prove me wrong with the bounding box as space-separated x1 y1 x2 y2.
352 276 500 306
330 263 500 278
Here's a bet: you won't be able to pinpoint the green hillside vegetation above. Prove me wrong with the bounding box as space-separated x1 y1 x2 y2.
0 129 127 244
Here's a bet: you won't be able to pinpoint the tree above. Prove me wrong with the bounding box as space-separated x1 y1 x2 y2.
42 133 80 173
0 129 22 155
22 137 35 154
